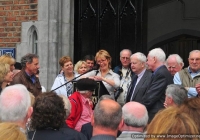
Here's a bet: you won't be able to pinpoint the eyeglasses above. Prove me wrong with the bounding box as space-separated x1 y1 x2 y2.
97 59 106 64
121 57 130 60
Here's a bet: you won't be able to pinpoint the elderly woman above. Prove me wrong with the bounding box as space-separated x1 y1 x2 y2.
51 56 79 97
0 55 15 72
28 92 87 140
74 60 87 74
0 63 13 92
83 50 120 95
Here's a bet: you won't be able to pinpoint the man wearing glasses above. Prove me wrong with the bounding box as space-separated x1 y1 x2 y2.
113 49 133 106
174 50 200 98
165 54 184 76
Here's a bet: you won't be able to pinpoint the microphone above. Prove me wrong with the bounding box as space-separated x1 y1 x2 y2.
51 64 100 92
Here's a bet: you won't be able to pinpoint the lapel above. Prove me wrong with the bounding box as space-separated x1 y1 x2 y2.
132 70 148 100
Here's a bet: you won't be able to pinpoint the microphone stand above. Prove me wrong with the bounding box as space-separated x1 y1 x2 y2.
51 66 99 92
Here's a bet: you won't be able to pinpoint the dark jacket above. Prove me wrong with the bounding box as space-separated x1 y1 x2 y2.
10 68 42 97
113 64 134 79
28 124 87 140
142 65 173 122
126 69 152 103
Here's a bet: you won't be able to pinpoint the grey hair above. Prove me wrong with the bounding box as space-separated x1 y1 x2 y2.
166 84 187 106
21 53 39 68
0 84 31 122
189 50 200 58
120 49 132 57
59 95 71 118
122 104 148 127
166 54 184 67
148 48 166 63
99 95 115 102
94 101 122 130
131 52 147 63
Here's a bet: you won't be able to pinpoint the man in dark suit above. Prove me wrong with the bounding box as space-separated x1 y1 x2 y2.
126 52 152 103
142 48 173 122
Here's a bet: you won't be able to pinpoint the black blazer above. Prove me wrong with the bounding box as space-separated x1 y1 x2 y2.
28 124 87 140
142 65 173 121
126 69 152 103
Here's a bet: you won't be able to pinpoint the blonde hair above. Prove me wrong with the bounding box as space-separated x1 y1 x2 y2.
146 107 198 140
0 122 27 140
95 50 112 69
0 63 10 84
0 55 15 65
29 92 35 106
74 61 87 73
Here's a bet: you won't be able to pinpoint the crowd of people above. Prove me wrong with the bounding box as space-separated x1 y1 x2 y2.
0 48 200 139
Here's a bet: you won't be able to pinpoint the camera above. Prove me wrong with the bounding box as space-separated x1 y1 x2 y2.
114 87 123 101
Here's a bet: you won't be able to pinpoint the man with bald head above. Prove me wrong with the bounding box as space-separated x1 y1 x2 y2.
91 99 123 140
166 54 184 76
117 102 148 140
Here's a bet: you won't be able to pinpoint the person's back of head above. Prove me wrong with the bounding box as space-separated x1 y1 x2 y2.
0 122 27 140
179 98 200 133
92 99 122 137
146 107 198 140
31 92 66 130
0 84 31 124
165 84 187 107
122 102 148 131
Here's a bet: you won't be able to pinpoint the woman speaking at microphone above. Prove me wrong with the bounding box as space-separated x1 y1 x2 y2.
83 50 120 96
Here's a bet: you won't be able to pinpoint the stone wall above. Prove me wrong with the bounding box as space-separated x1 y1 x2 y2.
0 0 38 47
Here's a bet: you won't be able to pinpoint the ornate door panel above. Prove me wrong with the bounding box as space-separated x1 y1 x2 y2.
74 0 145 67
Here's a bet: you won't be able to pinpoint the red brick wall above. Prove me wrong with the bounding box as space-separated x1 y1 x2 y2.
0 0 38 47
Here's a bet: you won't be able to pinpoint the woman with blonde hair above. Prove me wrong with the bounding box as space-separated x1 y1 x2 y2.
0 122 27 140
146 107 199 140
0 54 15 72
83 50 120 95
74 61 87 74
51 56 79 97
0 63 13 92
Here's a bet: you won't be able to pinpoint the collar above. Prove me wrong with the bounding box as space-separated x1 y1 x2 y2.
137 68 146 77
188 67 200 74
153 65 164 74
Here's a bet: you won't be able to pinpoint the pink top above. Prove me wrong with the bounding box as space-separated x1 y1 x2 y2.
75 94 93 131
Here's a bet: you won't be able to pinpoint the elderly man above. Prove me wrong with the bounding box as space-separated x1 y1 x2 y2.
166 54 184 76
10 53 42 97
164 84 187 108
142 48 173 122
66 78 97 132
113 49 133 106
91 99 123 140
117 101 148 140
126 52 152 103
174 50 200 98
0 84 33 130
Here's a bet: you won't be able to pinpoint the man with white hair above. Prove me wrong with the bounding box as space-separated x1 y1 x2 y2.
113 49 133 106
0 84 32 130
166 54 184 76
126 52 152 103
174 50 200 98
164 84 187 108
117 101 148 140
142 48 173 122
